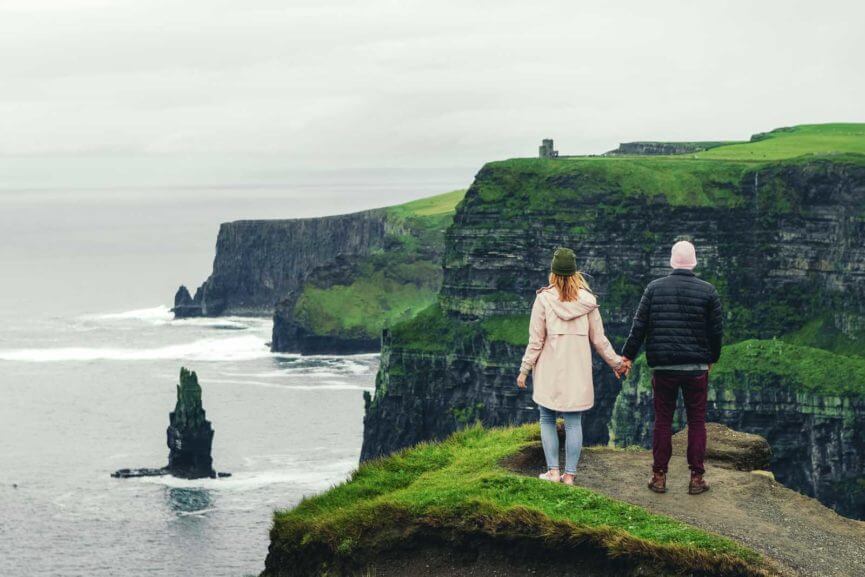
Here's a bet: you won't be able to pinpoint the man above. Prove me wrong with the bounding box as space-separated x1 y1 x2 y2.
620 240 723 495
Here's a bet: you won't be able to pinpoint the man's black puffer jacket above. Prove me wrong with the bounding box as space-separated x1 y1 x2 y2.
622 270 723 367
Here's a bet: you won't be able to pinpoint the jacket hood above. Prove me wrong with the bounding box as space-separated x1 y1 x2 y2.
538 287 598 320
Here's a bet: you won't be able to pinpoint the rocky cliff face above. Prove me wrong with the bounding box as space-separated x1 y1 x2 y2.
174 209 389 317
361 155 865 517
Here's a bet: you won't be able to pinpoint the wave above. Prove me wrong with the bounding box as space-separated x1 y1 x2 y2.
87 306 269 331
0 335 272 363
204 378 373 391
93 305 173 322
136 459 358 491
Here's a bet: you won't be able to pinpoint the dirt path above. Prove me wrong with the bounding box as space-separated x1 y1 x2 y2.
506 445 865 577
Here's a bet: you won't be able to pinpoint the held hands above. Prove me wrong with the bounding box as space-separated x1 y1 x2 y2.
614 357 633 379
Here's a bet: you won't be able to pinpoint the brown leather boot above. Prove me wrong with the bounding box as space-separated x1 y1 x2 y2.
647 471 667 493
689 472 710 495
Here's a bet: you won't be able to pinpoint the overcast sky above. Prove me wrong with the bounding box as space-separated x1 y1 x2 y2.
1 0 863 188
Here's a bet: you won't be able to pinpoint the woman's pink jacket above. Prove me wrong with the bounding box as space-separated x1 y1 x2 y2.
520 286 622 412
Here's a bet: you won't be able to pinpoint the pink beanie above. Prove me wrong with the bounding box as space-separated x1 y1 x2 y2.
670 240 697 270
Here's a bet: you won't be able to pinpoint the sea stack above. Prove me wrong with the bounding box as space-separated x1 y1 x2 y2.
112 367 228 479
166 368 216 479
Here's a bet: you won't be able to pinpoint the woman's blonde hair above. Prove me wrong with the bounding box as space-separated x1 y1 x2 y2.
549 271 590 302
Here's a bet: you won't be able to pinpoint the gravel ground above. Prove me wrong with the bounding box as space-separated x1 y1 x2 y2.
507 444 865 577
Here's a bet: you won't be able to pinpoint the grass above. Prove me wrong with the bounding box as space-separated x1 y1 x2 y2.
628 339 865 398
290 189 465 340
293 258 441 339
697 123 865 161
386 188 466 218
266 424 766 576
466 123 865 218
387 304 532 352
481 314 530 346
474 157 752 210
781 316 865 357
388 302 476 352
710 339 865 398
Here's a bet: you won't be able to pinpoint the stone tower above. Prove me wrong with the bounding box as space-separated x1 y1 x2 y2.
538 139 558 159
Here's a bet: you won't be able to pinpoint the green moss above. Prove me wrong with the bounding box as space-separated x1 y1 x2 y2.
388 302 477 353
293 270 439 339
471 157 751 216
782 317 865 357
269 425 763 576
450 402 485 425
481 314 530 346
463 124 865 224
290 189 466 340
712 339 865 398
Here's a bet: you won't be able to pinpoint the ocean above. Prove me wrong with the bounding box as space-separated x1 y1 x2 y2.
0 169 472 577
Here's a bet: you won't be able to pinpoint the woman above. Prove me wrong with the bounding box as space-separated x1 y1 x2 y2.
517 248 624 485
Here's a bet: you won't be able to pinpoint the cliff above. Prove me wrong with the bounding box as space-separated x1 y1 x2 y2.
174 209 389 317
361 124 865 518
174 190 464 354
263 423 865 577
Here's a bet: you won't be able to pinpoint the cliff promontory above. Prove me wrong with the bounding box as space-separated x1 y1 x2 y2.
264 423 865 577
361 124 865 518
174 190 463 354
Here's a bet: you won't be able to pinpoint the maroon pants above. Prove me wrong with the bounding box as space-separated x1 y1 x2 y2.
651 371 708 475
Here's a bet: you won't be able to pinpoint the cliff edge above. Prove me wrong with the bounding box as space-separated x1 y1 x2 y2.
263 424 865 577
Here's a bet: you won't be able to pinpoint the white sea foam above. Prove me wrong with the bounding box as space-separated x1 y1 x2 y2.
0 335 271 363
87 306 268 331
93 305 173 322
137 459 358 491
205 378 373 391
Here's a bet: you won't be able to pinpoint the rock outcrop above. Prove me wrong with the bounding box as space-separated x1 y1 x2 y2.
610 356 865 519
112 368 228 480
166 367 217 479
672 423 772 471
361 151 865 518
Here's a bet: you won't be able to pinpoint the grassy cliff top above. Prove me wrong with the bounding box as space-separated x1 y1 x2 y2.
386 188 466 218
712 339 865 398
472 123 865 210
697 123 865 160
629 339 865 398
607 123 865 161
267 424 765 576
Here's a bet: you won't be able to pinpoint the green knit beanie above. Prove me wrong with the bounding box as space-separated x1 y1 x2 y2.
551 248 577 276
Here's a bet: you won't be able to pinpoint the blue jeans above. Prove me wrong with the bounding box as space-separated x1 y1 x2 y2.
538 405 583 475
